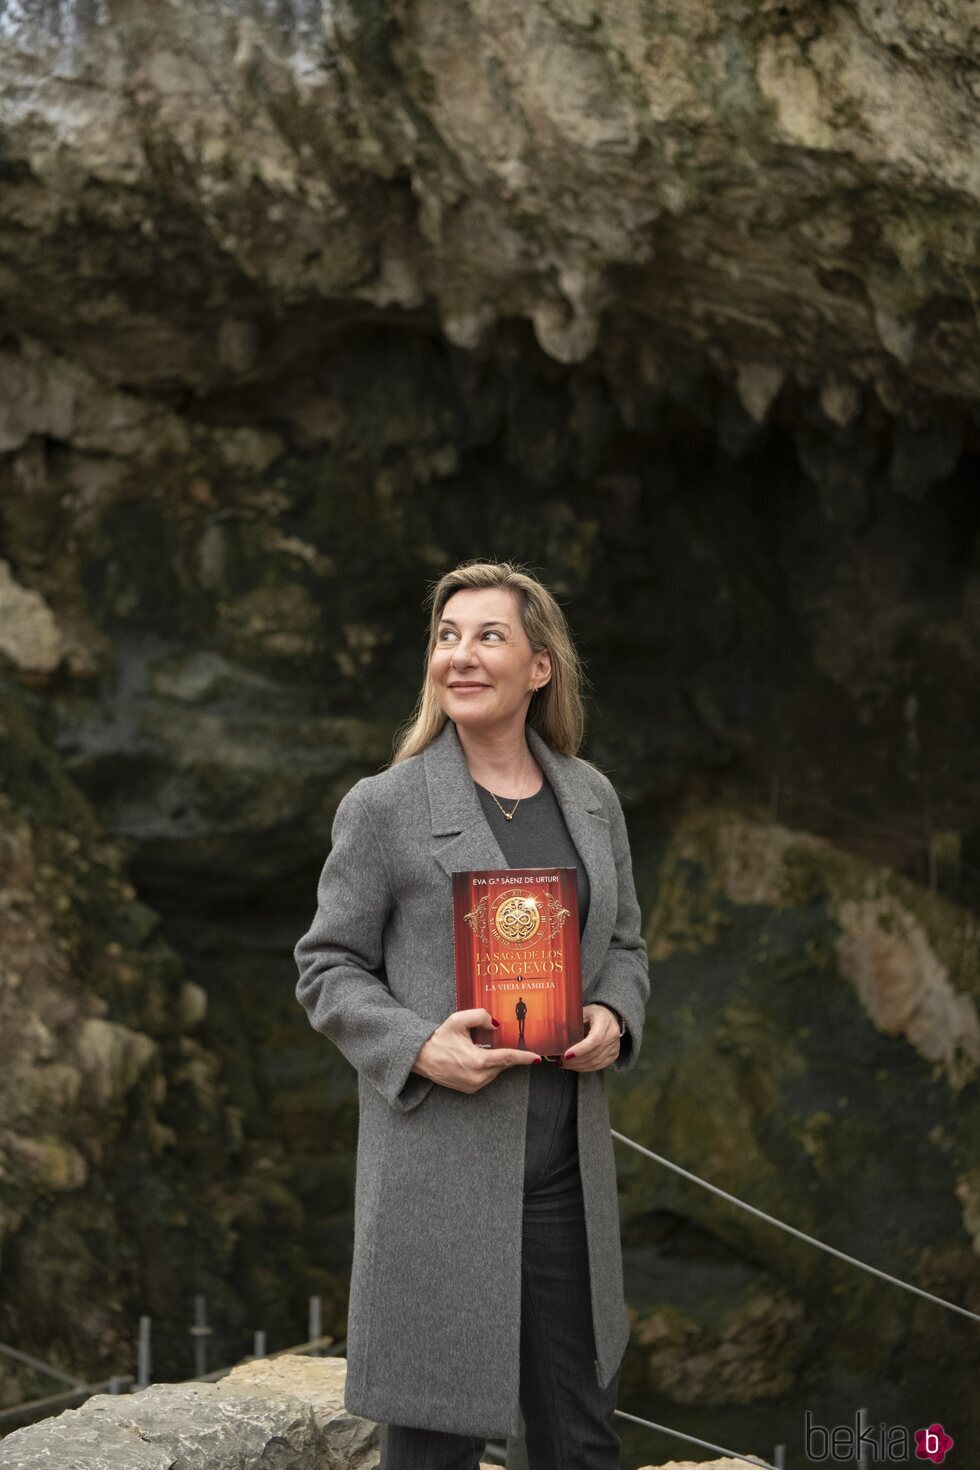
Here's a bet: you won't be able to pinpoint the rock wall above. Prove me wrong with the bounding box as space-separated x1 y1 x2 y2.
0 0 978 1459
0 0 976 404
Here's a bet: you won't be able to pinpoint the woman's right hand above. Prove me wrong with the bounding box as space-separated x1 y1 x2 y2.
411 1009 542 1093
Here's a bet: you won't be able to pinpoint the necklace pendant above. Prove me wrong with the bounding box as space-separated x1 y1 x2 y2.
505 812 513 820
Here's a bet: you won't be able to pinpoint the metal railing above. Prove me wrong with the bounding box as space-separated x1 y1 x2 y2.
588 1120 980 1469
0 1297 338 1434
3 1111 975 1466
611 1130 980 1327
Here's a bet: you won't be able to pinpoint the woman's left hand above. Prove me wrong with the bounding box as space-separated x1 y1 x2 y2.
557 1003 622 1072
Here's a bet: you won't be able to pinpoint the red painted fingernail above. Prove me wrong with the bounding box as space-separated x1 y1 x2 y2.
533 1057 542 1064
564 1050 575 1059
491 1018 500 1027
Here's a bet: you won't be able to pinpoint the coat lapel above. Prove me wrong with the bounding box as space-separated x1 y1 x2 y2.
422 719 612 986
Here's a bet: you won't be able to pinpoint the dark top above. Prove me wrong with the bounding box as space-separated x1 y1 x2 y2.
473 771 586 1174
473 775 591 932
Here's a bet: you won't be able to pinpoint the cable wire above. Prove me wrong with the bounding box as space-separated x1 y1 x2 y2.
611 1130 980 1326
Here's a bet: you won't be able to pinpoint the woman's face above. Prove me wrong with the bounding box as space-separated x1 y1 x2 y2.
429 587 552 733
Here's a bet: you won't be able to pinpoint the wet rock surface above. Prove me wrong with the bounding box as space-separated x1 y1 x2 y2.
0 1 978 1460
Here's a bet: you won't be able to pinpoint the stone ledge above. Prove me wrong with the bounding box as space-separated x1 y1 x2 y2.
0 1353 751 1469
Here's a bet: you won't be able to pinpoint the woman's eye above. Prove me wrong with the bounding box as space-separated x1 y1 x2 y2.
437 630 504 641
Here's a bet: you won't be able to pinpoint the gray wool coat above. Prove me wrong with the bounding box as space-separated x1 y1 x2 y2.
294 718 650 1439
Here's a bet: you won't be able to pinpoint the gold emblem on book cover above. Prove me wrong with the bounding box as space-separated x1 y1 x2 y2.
463 889 571 947
495 894 542 942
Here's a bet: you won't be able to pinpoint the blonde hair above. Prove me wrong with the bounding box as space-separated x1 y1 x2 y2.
390 559 592 764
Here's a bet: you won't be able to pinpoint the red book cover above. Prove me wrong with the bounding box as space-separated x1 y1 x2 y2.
452 867 585 1054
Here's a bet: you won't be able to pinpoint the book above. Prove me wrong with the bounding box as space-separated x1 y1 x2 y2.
452 866 585 1054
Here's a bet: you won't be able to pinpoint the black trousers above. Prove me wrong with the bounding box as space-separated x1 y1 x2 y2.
380 1064 622 1470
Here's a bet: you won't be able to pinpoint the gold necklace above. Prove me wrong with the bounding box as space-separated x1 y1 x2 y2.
485 741 530 822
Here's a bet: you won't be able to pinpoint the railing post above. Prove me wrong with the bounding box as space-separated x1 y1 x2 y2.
309 1296 322 1358
190 1295 212 1379
136 1314 152 1390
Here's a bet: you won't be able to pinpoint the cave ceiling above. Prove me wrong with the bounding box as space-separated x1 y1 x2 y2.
0 0 975 410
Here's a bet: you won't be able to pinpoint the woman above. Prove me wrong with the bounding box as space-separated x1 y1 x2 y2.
294 560 650 1470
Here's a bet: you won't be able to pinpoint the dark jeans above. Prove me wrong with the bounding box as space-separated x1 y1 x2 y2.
380 1064 622 1470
